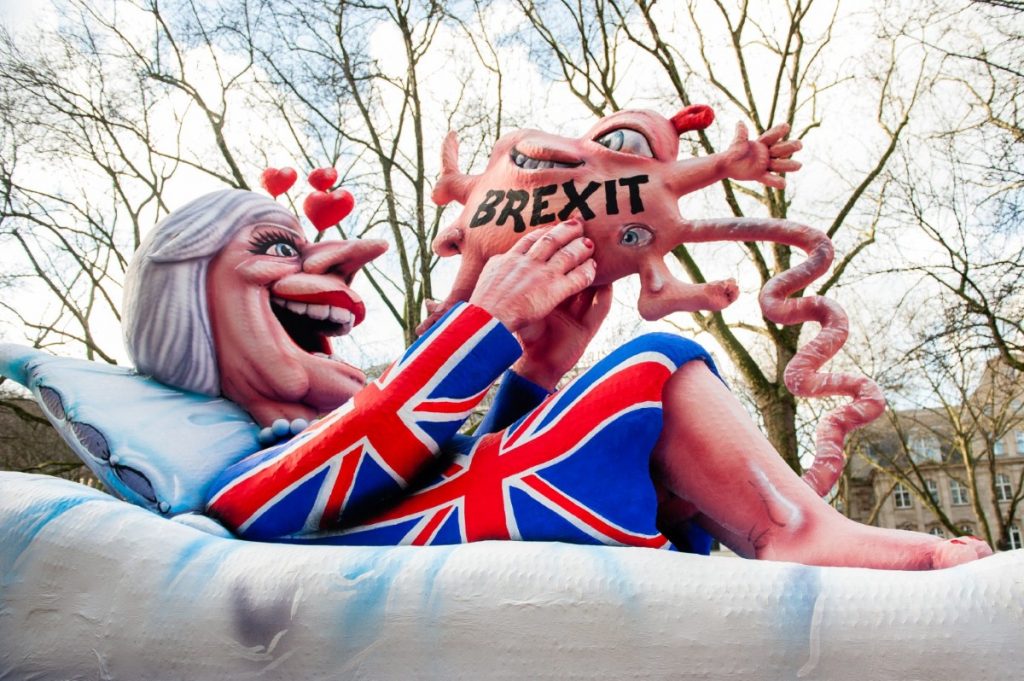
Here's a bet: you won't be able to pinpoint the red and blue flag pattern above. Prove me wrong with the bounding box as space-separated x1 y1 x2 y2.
309 334 719 547
207 301 719 550
206 303 521 539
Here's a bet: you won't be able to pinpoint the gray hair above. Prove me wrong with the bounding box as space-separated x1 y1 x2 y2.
123 189 297 395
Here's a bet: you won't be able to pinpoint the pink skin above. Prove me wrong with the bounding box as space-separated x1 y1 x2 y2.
655 361 992 568
206 218 387 427
427 106 874 496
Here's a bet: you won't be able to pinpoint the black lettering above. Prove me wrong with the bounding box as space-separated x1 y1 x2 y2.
558 180 601 221
469 190 506 228
604 179 619 216
618 174 649 214
496 190 530 232
530 184 558 227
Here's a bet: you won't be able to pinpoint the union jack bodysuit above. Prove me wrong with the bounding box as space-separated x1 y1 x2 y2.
206 303 719 551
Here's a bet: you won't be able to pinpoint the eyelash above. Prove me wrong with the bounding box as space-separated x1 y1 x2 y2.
248 230 300 255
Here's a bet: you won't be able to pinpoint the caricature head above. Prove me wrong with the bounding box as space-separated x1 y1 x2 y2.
426 105 718 327
123 189 386 426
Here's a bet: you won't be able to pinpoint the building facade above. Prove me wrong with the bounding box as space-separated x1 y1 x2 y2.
844 361 1024 552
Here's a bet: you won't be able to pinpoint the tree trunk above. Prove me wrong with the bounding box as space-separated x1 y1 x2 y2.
757 389 801 474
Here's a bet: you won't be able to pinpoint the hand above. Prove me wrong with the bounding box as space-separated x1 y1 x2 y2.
512 284 613 391
722 122 802 189
468 219 597 333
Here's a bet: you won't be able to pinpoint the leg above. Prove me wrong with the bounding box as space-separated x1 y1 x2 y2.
652 361 992 569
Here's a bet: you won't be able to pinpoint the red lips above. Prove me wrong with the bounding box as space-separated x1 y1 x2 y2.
276 290 366 326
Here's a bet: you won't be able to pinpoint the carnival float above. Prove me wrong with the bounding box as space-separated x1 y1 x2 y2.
1 105 1021 679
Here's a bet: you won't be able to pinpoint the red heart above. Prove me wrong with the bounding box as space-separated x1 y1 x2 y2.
307 167 339 192
260 167 297 197
303 189 355 231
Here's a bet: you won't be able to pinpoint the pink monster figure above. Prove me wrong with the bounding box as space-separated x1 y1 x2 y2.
426 105 878 498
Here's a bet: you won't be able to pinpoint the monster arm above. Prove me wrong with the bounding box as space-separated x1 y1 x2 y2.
671 123 802 196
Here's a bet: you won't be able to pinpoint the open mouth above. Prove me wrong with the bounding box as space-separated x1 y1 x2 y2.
270 295 357 356
510 146 583 171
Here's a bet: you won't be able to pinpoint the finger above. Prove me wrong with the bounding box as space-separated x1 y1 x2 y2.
768 158 801 173
548 235 594 273
560 258 598 300
563 286 597 320
757 123 791 146
582 283 613 329
731 121 749 146
769 139 802 158
527 219 584 261
511 226 554 255
758 172 787 190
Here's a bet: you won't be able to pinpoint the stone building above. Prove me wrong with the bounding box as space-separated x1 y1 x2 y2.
843 360 1024 552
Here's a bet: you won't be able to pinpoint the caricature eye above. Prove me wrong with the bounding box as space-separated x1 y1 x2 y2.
595 128 654 158
620 224 654 248
264 242 299 257
249 230 302 257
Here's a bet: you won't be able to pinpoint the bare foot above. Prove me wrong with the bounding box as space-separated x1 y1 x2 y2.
928 536 994 569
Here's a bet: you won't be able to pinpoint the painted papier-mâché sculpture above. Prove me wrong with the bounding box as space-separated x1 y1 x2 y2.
0 115 992 568
427 104 875 499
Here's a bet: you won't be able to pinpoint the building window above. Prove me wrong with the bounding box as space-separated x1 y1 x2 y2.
925 479 940 506
928 526 946 538
893 483 912 509
1010 525 1022 551
910 435 941 462
950 480 970 506
996 474 1013 502
958 524 973 536
1016 431 1024 454
994 438 1006 456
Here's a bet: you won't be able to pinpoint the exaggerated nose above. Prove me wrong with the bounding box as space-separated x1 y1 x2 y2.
302 239 388 279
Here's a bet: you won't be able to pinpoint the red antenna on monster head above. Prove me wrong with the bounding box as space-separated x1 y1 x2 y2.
670 104 715 135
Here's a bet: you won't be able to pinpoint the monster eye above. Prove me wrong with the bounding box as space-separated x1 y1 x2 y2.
595 128 654 158
249 230 301 257
619 224 654 248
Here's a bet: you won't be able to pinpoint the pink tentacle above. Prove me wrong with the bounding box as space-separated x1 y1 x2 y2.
685 218 885 496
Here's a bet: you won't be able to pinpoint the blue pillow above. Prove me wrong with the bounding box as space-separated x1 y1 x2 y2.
1 343 260 515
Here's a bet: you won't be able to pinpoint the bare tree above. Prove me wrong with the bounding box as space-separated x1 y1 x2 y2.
241 0 514 344
889 0 1024 371
0 0 280 363
511 0 926 473
851 325 1024 550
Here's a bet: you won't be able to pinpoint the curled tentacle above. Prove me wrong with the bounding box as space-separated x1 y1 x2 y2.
682 217 886 496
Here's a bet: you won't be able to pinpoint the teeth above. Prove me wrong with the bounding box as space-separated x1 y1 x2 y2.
271 296 357 337
511 147 582 170
306 304 330 320
328 307 353 325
